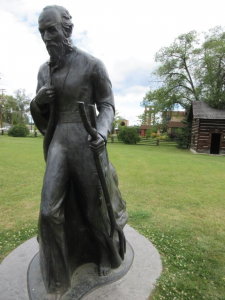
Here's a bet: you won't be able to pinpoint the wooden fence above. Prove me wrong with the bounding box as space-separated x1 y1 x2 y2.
108 137 176 147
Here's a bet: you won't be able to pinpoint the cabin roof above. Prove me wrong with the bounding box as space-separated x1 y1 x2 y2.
188 101 225 120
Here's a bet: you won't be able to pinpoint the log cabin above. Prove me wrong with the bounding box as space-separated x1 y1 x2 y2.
188 101 225 154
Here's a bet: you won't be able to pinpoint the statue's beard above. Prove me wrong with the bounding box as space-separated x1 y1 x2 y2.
46 38 72 68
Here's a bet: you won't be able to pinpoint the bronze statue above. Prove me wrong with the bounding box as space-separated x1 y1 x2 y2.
30 5 128 300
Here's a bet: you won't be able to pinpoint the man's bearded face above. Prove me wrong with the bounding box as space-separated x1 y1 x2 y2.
38 9 69 66
46 37 66 66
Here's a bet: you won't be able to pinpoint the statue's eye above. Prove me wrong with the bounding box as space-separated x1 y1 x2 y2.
48 27 56 33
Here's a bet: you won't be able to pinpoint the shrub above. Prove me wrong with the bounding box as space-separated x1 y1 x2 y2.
155 135 163 140
8 123 30 137
168 132 177 140
151 133 160 139
118 126 141 144
174 122 191 149
162 134 170 140
145 129 152 139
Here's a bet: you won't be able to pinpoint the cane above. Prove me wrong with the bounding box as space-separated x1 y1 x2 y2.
77 102 126 259
43 62 55 162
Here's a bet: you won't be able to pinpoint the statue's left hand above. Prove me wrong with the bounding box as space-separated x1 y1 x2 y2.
89 134 105 154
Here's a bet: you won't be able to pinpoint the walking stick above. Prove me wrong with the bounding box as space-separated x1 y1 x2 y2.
43 63 55 161
77 102 126 259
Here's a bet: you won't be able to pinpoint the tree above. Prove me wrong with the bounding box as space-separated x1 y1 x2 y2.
142 31 201 112
117 126 141 144
14 89 30 123
112 110 123 133
3 89 30 124
2 95 16 125
142 27 225 114
199 27 225 108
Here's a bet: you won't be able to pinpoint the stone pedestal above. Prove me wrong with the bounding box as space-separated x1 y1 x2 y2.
0 225 162 300
28 241 134 300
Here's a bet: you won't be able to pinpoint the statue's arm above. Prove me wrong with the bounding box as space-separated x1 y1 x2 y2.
30 64 50 135
93 60 115 144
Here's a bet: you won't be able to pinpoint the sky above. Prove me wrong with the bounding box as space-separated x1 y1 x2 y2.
1 0 225 125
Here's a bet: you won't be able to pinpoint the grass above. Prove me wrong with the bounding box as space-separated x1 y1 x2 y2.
0 135 225 300
0 135 44 259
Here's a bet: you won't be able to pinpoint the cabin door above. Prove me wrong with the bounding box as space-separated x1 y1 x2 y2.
210 133 221 154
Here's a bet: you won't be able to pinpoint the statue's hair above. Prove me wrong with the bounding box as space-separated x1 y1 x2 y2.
42 5 74 38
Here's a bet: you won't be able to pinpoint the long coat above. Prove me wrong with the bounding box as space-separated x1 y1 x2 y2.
30 47 128 292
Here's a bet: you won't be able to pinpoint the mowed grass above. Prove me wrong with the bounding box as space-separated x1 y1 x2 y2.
0 135 44 259
0 135 225 300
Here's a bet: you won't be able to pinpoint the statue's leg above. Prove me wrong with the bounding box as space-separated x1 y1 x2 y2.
39 140 70 296
69 148 117 276
72 170 112 275
65 123 123 276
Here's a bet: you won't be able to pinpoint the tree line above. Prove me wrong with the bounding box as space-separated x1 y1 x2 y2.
141 26 225 113
1 89 31 125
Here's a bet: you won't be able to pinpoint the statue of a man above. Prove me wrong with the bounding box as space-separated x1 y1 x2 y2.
30 5 128 300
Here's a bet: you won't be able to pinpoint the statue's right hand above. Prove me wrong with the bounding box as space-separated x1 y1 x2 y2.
35 85 56 105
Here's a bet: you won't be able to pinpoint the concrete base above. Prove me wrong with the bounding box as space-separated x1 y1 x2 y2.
0 225 162 300
28 242 134 300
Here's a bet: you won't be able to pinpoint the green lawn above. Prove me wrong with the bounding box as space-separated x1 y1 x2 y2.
0 135 225 300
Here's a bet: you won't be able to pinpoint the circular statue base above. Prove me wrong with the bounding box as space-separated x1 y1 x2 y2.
27 242 134 300
0 225 162 300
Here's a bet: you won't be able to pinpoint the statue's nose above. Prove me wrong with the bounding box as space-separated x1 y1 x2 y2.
43 31 51 42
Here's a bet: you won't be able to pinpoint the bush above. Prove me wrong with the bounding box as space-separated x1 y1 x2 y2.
175 122 191 149
162 134 170 140
118 126 141 144
151 133 160 139
145 129 152 139
8 123 30 137
168 132 177 140
155 135 164 140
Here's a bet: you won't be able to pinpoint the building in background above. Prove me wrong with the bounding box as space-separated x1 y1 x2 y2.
114 118 129 134
163 111 187 137
140 106 186 138
119 119 129 127
140 106 155 137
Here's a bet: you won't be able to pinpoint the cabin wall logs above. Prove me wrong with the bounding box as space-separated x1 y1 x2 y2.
191 119 225 154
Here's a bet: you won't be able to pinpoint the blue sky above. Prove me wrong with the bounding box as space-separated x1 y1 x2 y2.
1 0 225 124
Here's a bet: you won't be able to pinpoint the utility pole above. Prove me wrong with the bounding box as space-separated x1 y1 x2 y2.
0 89 6 128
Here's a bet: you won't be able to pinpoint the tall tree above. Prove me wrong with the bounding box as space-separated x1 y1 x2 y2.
142 27 225 114
14 89 30 123
2 95 16 125
3 89 30 124
199 27 225 108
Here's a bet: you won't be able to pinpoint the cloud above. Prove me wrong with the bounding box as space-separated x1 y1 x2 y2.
0 9 47 97
110 58 154 93
1 0 225 124
114 85 149 125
